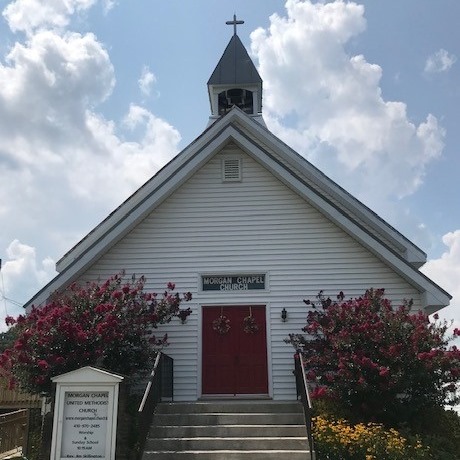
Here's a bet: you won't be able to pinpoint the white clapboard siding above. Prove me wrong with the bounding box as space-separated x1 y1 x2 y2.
237 132 411 262
83 145 421 401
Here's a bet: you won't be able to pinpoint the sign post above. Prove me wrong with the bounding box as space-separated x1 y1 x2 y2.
50 367 124 460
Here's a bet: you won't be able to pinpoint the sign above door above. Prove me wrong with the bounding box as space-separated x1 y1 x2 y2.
202 274 266 292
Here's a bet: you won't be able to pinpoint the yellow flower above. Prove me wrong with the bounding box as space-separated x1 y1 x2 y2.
313 415 430 459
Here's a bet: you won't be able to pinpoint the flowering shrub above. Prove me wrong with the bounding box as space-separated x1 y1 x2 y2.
313 415 430 460
287 289 460 425
0 273 192 394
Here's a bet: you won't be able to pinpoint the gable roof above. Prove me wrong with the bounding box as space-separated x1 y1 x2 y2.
208 34 262 87
24 107 451 313
51 366 124 384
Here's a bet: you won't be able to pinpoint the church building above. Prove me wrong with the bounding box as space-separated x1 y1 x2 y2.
25 17 451 403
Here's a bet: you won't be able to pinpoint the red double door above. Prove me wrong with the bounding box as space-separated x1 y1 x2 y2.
202 305 268 396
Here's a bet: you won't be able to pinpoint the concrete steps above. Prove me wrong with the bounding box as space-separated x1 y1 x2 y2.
141 400 313 460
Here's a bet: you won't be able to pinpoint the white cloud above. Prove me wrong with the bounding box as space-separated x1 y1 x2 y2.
250 0 445 213
0 31 115 155
102 0 115 14
0 26 180 205
2 0 102 35
4 241 55 289
0 240 56 331
0 4 182 320
424 49 457 74
422 230 460 334
138 66 156 97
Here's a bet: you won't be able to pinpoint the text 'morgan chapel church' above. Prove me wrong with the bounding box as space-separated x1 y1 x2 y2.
25 17 451 401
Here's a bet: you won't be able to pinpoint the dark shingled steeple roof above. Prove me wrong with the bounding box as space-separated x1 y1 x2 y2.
207 34 262 86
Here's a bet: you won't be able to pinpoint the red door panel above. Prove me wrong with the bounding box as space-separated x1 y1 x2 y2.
202 306 268 395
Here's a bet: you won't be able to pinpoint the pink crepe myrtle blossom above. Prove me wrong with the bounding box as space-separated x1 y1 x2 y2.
287 288 460 426
0 272 192 394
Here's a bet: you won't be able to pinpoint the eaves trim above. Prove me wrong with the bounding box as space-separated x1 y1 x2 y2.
25 109 449 311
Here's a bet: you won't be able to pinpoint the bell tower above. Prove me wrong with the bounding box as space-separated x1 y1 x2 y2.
207 15 264 126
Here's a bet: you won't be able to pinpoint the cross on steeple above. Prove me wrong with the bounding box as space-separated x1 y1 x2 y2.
226 14 244 35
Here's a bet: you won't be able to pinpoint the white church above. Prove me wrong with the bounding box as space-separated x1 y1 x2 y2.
25 17 450 404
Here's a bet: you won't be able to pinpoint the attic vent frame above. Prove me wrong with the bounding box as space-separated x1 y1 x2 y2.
222 157 242 182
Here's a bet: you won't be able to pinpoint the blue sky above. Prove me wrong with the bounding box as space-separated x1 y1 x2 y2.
0 0 459 332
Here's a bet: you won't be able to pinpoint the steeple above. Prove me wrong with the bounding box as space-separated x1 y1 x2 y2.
207 15 264 126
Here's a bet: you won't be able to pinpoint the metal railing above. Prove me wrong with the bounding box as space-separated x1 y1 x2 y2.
0 409 29 458
136 352 173 458
294 351 315 460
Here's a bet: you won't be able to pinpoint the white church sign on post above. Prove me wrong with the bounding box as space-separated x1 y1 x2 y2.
50 366 124 460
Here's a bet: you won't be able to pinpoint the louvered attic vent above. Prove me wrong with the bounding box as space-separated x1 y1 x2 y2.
222 157 242 182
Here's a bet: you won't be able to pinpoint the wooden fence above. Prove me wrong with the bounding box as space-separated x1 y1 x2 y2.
0 409 29 458
0 378 41 409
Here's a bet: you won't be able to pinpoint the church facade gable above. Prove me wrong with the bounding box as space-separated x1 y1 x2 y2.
25 111 449 313
79 145 421 401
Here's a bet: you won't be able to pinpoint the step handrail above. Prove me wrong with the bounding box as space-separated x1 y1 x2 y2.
138 352 162 413
136 352 173 460
294 351 315 460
